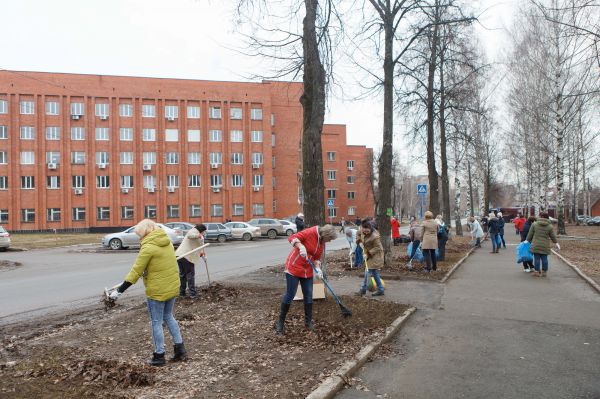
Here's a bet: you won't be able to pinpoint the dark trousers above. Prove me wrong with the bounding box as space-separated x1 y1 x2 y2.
423 249 437 271
178 258 196 298
499 234 506 248
475 237 481 247
437 238 447 261
523 260 534 270
409 240 421 260
282 273 313 305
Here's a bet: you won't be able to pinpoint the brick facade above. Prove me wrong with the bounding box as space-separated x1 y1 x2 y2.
0 70 374 231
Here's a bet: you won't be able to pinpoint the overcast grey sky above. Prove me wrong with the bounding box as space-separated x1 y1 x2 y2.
1 0 516 170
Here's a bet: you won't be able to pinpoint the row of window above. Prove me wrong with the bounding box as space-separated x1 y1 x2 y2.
0 100 268 122
0 126 268 143
326 153 355 169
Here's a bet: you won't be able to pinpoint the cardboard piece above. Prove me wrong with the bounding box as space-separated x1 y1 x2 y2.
294 279 325 300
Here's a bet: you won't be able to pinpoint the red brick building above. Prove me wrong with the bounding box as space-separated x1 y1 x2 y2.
0 70 374 231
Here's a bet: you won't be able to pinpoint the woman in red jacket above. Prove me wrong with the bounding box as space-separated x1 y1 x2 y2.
391 216 401 246
276 224 338 334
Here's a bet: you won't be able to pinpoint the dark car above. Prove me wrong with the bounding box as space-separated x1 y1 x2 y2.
587 216 600 226
204 223 233 243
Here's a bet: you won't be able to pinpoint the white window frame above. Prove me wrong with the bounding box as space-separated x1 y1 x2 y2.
190 204 201 217
347 175 355 184
72 207 86 221
230 130 243 142
211 204 223 217
167 175 179 188
327 151 336 161
327 189 337 199
45 127 60 140
209 106 222 119
165 152 179 164
97 207 110 220
20 101 35 115
167 205 179 219
348 191 355 200
328 208 337 217
187 152 201 165
0 100 7 114
95 152 109 165
0 151 6 164
232 204 244 216
20 151 35 165
121 206 134 220
187 129 200 142
271 133 276 147
96 175 110 189
348 207 356 216
143 152 157 165
252 203 265 216
71 127 85 140
0 209 8 222
21 208 36 222
95 128 109 141
165 105 179 119
231 174 243 187
250 108 263 120
120 128 133 141
210 174 222 187
187 105 200 119
188 175 201 187
0 125 7 139
251 130 263 142
21 176 35 189
120 175 134 189
165 129 178 142
142 104 156 118
120 152 134 165
46 176 60 189
209 129 222 142
95 103 109 117
347 160 355 170
20 126 35 140
252 152 264 165
231 153 243 165
327 170 337 181
46 151 60 164
119 103 133 117
46 101 60 115
252 174 264 187
71 152 86 164
144 206 157 219
0 176 8 190
70 102 85 116
230 107 242 120
142 128 156 141
209 152 222 165
143 175 156 189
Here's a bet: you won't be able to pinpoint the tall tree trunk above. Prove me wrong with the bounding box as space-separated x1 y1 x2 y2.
467 159 474 217
438 50 451 225
299 0 326 227
426 8 440 216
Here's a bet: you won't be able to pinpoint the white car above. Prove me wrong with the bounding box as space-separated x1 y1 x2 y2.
0 226 10 251
225 222 261 241
101 223 184 250
279 220 297 236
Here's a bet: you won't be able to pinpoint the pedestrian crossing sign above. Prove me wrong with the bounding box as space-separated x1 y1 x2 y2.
417 184 427 194
327 199 335 208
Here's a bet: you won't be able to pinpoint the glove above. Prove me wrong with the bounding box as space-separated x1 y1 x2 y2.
297 243 307 258
524 240 529 244
109 290 121 300
555 243 561 251
314 267 323 280
201 253 207 260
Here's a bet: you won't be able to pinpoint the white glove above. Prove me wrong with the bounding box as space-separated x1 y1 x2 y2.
297 244 307 258
555 243 561 251
524 240 529 244
201 253 207 261
314 267 323 280
109 290 121 300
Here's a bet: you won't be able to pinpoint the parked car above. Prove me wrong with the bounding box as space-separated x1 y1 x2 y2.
247 218 285 239
279 220 297 236
164 222 195 236
225 222 261 241
101 223 184 250
587 216 600 226
577 215 590 223
204 223 233 243
0 226 10 251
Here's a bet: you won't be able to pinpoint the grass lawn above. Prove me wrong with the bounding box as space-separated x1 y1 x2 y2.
556 224 600 285
9 233 105 250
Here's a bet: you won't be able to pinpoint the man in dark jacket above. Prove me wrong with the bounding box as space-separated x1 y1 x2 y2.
295 213 305 232
487 213 500 253
497 212 506 249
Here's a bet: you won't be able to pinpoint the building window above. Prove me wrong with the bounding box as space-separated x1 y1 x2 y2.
252 174 263 187
188 152 201 165
20 126 35 140
165 129 178 142
189 204 201 217
165 105 178 119
348 207 356 216
166 175 179 188
120 128 133 141
71 152 86 164
72 175 85 189
46 101 60 115
211 204 223 217
209 129 222 142
210 106 221 119
95 128 109 141
231 174 243 187
210 174 222 187
144 205 157 219
20 151 35 165
46 127 60 140
347 160 355 170
327 189 337 199
0 209 8 223
347 175 355 184
96 175 110 189
95 152 109 165
142 104 155 118
272 176 276 188
121 206 134 220
209 152 222 165
20 176 35 189
187 106 200 119
72 207 86 221
230 130 243 142
47 208 61 222
188 175 201 187
348 191 355 199
143 152 157 165
21 208 35 222
97 207 110 220
187 129 200 142
231 153 243 165
143 175 156 189
120 175 134 188
46 152 60 165
327 152 336 161
271 113 275 126
71 127 85 140
167 205 179 218
165 152 179 164
0 125 7 139
252 152 263 165
272 156 276 168
0 152 7 164
271 134 276 147
230 107 242 120
0 100 7 114
328 208 337 218
120 152 134 164
142 128 156 141
119 103 133 117
250 108 263 120
251 130 263 142
232 204 244 216
273 200 277 212
0 176 7 190
327 170 336 180
95 103 109 117
70 102 84 116
20 101 35 115
252 203 264 216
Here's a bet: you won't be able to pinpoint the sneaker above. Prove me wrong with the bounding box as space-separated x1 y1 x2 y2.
355 290 366 297
372 291 385 297
524 268 531 273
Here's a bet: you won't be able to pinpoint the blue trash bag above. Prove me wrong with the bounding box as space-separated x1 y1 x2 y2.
496 234 502 246
516 242 533 264
407 242 424 262
355 245 364 266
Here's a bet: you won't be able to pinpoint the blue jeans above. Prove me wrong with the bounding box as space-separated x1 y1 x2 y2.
361 269 384 293
282 273 313 305
491 233 499 251
409 240 420 260
146 297 183 354
533 253 549 272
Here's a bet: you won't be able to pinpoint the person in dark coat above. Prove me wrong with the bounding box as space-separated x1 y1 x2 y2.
520 215 536 272
487 213 500 253
295 213 305 232
497 212 506 249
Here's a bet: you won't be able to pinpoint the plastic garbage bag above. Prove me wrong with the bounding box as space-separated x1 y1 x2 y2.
407 242 424 262
516 241 533 264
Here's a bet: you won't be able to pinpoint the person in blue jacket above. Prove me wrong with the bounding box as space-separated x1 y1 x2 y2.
520 216 536 272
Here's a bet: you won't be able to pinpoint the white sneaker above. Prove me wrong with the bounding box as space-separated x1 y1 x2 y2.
524 268 531 273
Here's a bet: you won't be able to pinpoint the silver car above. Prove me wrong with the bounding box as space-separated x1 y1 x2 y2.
225 222 261 241
0 226 10 251
279 220 297 236
101 223 184 250
247 218 285 239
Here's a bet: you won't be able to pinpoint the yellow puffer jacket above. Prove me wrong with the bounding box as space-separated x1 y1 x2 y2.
124 228 180 301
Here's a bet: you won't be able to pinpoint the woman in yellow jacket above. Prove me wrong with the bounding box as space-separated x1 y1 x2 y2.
109 219 186 366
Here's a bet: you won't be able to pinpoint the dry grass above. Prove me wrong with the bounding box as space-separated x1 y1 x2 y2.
559 224 600 239
556 225 600 285
9 233 105 250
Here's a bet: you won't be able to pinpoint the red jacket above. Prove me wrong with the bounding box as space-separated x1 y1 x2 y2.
514 217 525 232
285 226 325 278
391 218 401 239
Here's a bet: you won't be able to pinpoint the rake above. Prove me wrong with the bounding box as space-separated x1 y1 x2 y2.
306 258 352 317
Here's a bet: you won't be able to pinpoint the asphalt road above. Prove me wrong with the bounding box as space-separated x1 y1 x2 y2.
0 235 350 325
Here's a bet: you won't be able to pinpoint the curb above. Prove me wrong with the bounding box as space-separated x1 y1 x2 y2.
440 247 476 283
306 306 417 399
552 249 600 295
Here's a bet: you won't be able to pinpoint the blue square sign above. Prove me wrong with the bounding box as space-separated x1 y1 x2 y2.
417 184 427 194
327 199 335 208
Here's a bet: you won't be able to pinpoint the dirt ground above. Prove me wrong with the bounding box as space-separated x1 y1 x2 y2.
0 260 22 271
8 233 105 250
555 225 600 285
0 283 408 399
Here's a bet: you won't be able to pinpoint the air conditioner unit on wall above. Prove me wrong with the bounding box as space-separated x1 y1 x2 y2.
121 188 129 194
100 115 108 120
47 163 57 170
252 163 260 169
168 187 175 193
98 163 107 169
211 163 219 169
143 164 152 171
212 187 221 193
71 114 81 120
147 187 155 193
167 116 176 121
253 186 260 192
74 188 83 195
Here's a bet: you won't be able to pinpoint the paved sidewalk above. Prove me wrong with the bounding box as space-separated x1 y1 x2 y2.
336 232 600 399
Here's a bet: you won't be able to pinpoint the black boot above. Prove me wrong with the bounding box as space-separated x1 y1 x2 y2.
148 352 166 366
170 343 187 362
304 303 314 331
275 303 290 335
